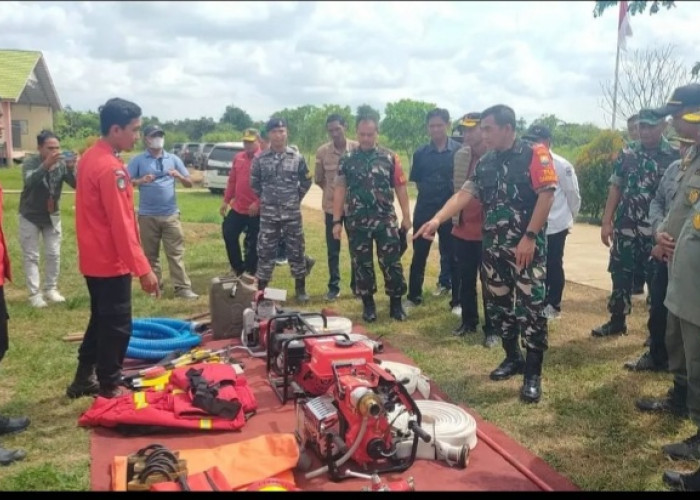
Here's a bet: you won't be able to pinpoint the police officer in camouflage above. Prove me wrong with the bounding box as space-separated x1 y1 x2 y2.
593 109 679 338
332 114 412 322
250 117 312 302
415 105 558 403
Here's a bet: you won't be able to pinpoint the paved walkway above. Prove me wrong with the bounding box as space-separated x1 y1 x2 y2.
300 184 612 292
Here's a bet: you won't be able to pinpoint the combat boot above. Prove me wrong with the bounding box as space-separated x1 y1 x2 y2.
591 315 627 337
66 362 100 399
0 447 26 466
295 278 310 303
361 295 377 323
663 429 700 461
636 382 688 418
663 464 700 491
490 337 524 381
389 296 407 321
304 256 316 277
257 279 268 292
520 349 543 404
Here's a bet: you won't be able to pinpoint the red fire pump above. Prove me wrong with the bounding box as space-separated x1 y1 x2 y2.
267 332 375 404
241 290 328 358
295 361 431 482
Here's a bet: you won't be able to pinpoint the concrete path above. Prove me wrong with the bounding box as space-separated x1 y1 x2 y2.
300 184 612 293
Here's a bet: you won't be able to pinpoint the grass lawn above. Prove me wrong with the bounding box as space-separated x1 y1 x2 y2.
0 164 695 491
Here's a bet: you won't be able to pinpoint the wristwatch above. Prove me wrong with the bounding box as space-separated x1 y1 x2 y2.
525 230 537 240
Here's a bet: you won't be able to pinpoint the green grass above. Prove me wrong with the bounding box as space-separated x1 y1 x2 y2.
0 187 693 491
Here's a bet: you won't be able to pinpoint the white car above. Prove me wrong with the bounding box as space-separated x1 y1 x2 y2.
203 142 244 195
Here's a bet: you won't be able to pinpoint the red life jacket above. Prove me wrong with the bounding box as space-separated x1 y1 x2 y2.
78 363 258 432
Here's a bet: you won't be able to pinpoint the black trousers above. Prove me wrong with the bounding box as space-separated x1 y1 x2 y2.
324 213 355 295
222 209 260 275
409 208 453 302
78 275 132 388
0 286 8 363
545 229 569 311
647 260 669 367
452 239 493 334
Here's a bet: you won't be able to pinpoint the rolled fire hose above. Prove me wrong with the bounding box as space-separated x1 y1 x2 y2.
377 360 431 398
126 318 202 360
304 416 369 480
391 400 477 468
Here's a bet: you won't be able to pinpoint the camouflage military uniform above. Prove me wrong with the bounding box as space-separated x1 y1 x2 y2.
250 147 312 282
607 138 678 318
462 139 556 352
335 147 407 297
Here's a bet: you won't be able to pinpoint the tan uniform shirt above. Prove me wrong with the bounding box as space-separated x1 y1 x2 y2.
658 146 700 240
314 139 358 214
665 197 700 326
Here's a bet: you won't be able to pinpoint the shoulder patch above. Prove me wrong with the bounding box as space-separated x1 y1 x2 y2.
538 154 551 166
116 175 126 191
694 212 700 230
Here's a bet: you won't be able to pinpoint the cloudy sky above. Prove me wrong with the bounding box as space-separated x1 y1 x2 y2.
2 1 700 128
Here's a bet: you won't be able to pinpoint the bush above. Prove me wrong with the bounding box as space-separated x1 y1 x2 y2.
574 130 625 223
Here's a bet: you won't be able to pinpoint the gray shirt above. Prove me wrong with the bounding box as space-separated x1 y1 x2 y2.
665 198 700 326
649 158 682 234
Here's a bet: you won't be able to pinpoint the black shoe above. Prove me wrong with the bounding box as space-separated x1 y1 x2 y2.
362 295 377 323
663 468 700 491
295 278 310 303
452 322 476 337
324 290 340 301
591 320 627 337
66 362 100 399
663 431 700 461
636 397 688 418
0 416 30 436
624 352 668 372
304 256 315 277
489 357 524 381
0 447 26 466
520 376 542 403
389 296 407 321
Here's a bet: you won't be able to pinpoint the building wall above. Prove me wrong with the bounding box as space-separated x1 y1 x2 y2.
10 103 54 152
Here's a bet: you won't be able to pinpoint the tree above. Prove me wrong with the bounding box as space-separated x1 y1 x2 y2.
380 99 436 166
220 105 253 131
692 62 700 81
593 1 675 17
599 44 688 127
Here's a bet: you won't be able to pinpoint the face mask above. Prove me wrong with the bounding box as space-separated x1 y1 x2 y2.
148 137 165 149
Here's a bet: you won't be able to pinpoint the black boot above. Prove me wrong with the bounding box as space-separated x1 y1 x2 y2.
489 337 524 381
66 362 100 399
389 296 407 321
636 381 688 418
0 447 26 466
663 464 700 491
295 278 310 303
304 255 316 277
362 295 377 323
0 415 30 436
257 279 268 292
520 350 543 403
591 315 627 337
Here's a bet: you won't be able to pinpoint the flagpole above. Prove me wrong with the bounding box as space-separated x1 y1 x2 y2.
611 29 621 130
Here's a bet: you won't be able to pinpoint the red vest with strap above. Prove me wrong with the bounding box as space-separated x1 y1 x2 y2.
78 363 257 432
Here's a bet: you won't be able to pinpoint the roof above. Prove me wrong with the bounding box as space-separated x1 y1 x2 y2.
0 49 62 110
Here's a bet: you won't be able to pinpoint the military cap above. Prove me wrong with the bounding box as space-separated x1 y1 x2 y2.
458 112 481 130
638 108 665 126
656 83 700 116
670 135 696 145
242 128 259 142
265 117 287 132
142 124 165 137
682 110 700 124
522 124 551 142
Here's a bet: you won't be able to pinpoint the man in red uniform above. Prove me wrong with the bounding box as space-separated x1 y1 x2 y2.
220 128 261 276
0 180 31 465
66 98 159 399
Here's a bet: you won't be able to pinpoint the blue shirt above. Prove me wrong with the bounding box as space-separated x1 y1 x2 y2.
127 150 189 216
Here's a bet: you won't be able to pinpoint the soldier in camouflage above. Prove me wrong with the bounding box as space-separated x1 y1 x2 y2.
250 117 312 302
332 114 412 322
593 109 679 337
415 104 557 404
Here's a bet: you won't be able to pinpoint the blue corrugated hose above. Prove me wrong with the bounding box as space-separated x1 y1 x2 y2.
126 318 202 360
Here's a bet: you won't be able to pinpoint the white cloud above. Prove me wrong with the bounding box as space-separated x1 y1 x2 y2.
1 0 699 127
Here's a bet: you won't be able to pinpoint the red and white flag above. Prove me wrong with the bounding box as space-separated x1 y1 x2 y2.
618 0 633 51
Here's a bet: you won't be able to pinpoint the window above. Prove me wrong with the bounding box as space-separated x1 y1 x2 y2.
207 146 243 164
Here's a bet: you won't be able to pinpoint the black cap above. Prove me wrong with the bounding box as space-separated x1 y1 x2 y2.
265 117 287 132
142 124 164 137
522 124 551 142
656 83 700 116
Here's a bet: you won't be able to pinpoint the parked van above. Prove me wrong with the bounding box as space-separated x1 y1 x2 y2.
203 142 244 194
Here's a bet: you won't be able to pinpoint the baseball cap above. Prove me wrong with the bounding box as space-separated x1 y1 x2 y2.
522 124 551 142
265 117 287 132
457 112 481 130
656 83 700 116
142 124 164 137
637 108 665 126
242 128 259 142
682 110 700 124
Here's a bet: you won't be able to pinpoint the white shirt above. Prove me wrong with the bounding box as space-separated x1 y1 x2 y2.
547 150 581 235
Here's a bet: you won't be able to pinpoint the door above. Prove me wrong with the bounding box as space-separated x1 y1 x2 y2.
11 121 21 149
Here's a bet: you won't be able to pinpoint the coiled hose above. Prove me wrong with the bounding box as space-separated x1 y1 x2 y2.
126 318 202 360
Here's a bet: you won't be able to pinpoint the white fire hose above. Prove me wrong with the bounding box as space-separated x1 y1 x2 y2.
377 360 432 398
